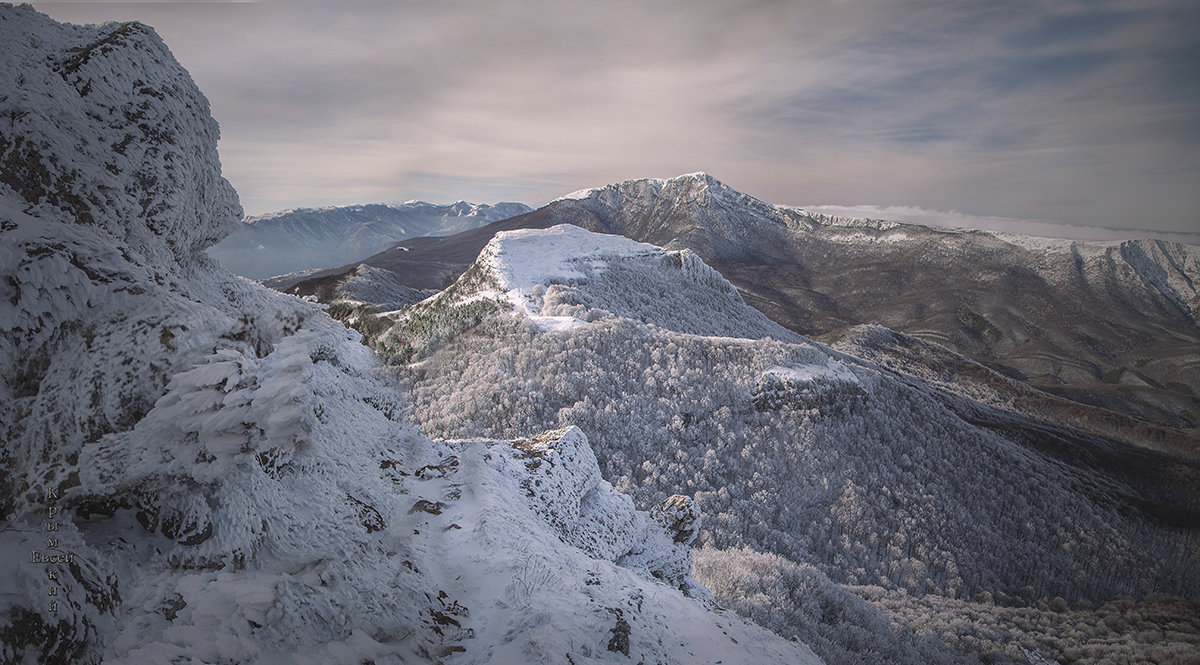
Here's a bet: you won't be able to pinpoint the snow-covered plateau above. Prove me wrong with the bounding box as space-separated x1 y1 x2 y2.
0 6 820 664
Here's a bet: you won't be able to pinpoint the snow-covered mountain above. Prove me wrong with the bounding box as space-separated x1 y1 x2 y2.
347 223 1200 664
209 200 531 280
291 172 1200 436
0 7 819 664
548 174 1200 433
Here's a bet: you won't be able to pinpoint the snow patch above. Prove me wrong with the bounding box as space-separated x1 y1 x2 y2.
824 231 910 244
529 315 589 333
484 224 659 318
764 362 860 385
553 187 603 202
993 233 1118 255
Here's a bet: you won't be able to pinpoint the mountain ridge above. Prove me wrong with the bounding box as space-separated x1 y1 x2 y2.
288 172 1200 438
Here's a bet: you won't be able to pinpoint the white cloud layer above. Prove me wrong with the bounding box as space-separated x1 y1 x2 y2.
795 204 1200 244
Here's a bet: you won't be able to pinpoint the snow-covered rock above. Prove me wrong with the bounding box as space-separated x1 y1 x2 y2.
753 363 867 413
651 494 702 546
0 4 240 267
500 426 642 561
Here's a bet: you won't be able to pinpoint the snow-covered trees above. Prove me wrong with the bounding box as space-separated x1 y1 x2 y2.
378 224 1200 665
399 311 1195 603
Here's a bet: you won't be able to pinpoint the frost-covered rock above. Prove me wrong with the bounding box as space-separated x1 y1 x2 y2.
482 426 707 594
616 499 705 595
1 177 439 660
651 494 702 545
0 4 240 267
503 426 641 560
752 363 868 413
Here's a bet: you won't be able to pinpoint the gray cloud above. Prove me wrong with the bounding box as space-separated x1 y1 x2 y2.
30 0 1200 238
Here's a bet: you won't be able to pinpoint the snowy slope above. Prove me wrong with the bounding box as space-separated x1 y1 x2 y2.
481 224 776 337
366 225 1200 665
209 200 532 280
412 427 822 665
0 7 818 664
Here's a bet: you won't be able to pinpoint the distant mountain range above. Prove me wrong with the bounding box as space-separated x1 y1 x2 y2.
277 172 1200 438
208 200 531 279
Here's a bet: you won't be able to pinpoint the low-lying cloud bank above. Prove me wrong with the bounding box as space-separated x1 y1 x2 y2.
798 204 1200 245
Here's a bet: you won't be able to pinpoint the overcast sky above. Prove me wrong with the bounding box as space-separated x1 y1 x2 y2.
29 0 1200 238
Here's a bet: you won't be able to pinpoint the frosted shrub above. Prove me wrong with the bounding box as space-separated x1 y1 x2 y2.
694 546 963 665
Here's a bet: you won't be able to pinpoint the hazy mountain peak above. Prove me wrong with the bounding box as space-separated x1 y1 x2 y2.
663 170 734 196
556 171 746 208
